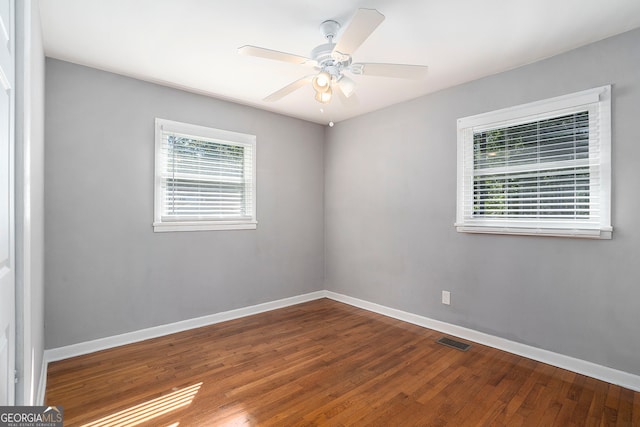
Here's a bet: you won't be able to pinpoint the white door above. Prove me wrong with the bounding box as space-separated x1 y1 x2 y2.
0 0 14 406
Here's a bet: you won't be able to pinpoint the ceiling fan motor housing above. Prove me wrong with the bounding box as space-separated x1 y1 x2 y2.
311 43 336 65
311 42 352 80
314 19 353 81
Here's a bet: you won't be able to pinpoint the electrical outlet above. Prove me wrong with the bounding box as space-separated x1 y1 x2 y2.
442 290 451 305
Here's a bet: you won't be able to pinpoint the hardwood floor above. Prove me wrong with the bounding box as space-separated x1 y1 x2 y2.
46 299 639 426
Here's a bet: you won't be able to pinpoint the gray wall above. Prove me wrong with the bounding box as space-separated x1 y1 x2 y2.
325 28 640 375
15 0 45 404
45 59 325 348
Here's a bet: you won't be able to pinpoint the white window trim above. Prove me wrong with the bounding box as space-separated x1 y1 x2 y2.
154 118 257 232
456 86 612 239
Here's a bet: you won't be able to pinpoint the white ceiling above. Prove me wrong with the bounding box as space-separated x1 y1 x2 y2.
38 0 640 125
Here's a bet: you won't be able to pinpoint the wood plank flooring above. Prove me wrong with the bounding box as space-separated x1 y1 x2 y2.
46 298 639 426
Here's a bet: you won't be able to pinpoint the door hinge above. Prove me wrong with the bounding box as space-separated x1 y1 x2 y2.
14 369 19 384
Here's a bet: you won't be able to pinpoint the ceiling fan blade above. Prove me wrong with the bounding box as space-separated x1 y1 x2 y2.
333 9 384 56
238 45 312 65
263 75 314 102
351 63 428 79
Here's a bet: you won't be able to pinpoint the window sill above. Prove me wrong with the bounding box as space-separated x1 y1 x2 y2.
455 224 612 239
153 220 257 233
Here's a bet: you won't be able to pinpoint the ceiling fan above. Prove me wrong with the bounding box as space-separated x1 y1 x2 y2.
238 8 428 104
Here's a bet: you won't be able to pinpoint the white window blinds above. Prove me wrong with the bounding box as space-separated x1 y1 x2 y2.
154 119 256 232
456 86 611 238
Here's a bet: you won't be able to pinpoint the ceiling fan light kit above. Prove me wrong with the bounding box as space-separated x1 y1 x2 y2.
314 86 333 104
238 8 428 108
312 70 332 92
337 75 356 98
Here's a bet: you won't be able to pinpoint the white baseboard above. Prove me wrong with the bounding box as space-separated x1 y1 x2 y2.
324 291 640 392
44 291 326 363
41 289 640 397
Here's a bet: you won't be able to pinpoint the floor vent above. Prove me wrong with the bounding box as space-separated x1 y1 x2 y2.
437 336 472 352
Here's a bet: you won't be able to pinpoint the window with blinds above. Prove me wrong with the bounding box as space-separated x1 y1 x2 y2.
154 119 257 232
456 86 611 238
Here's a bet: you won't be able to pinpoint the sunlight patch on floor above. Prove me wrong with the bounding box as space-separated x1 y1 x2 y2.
81 382 202 427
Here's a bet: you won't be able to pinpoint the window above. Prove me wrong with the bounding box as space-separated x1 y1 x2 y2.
456 86 611 239
154 118 256 232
